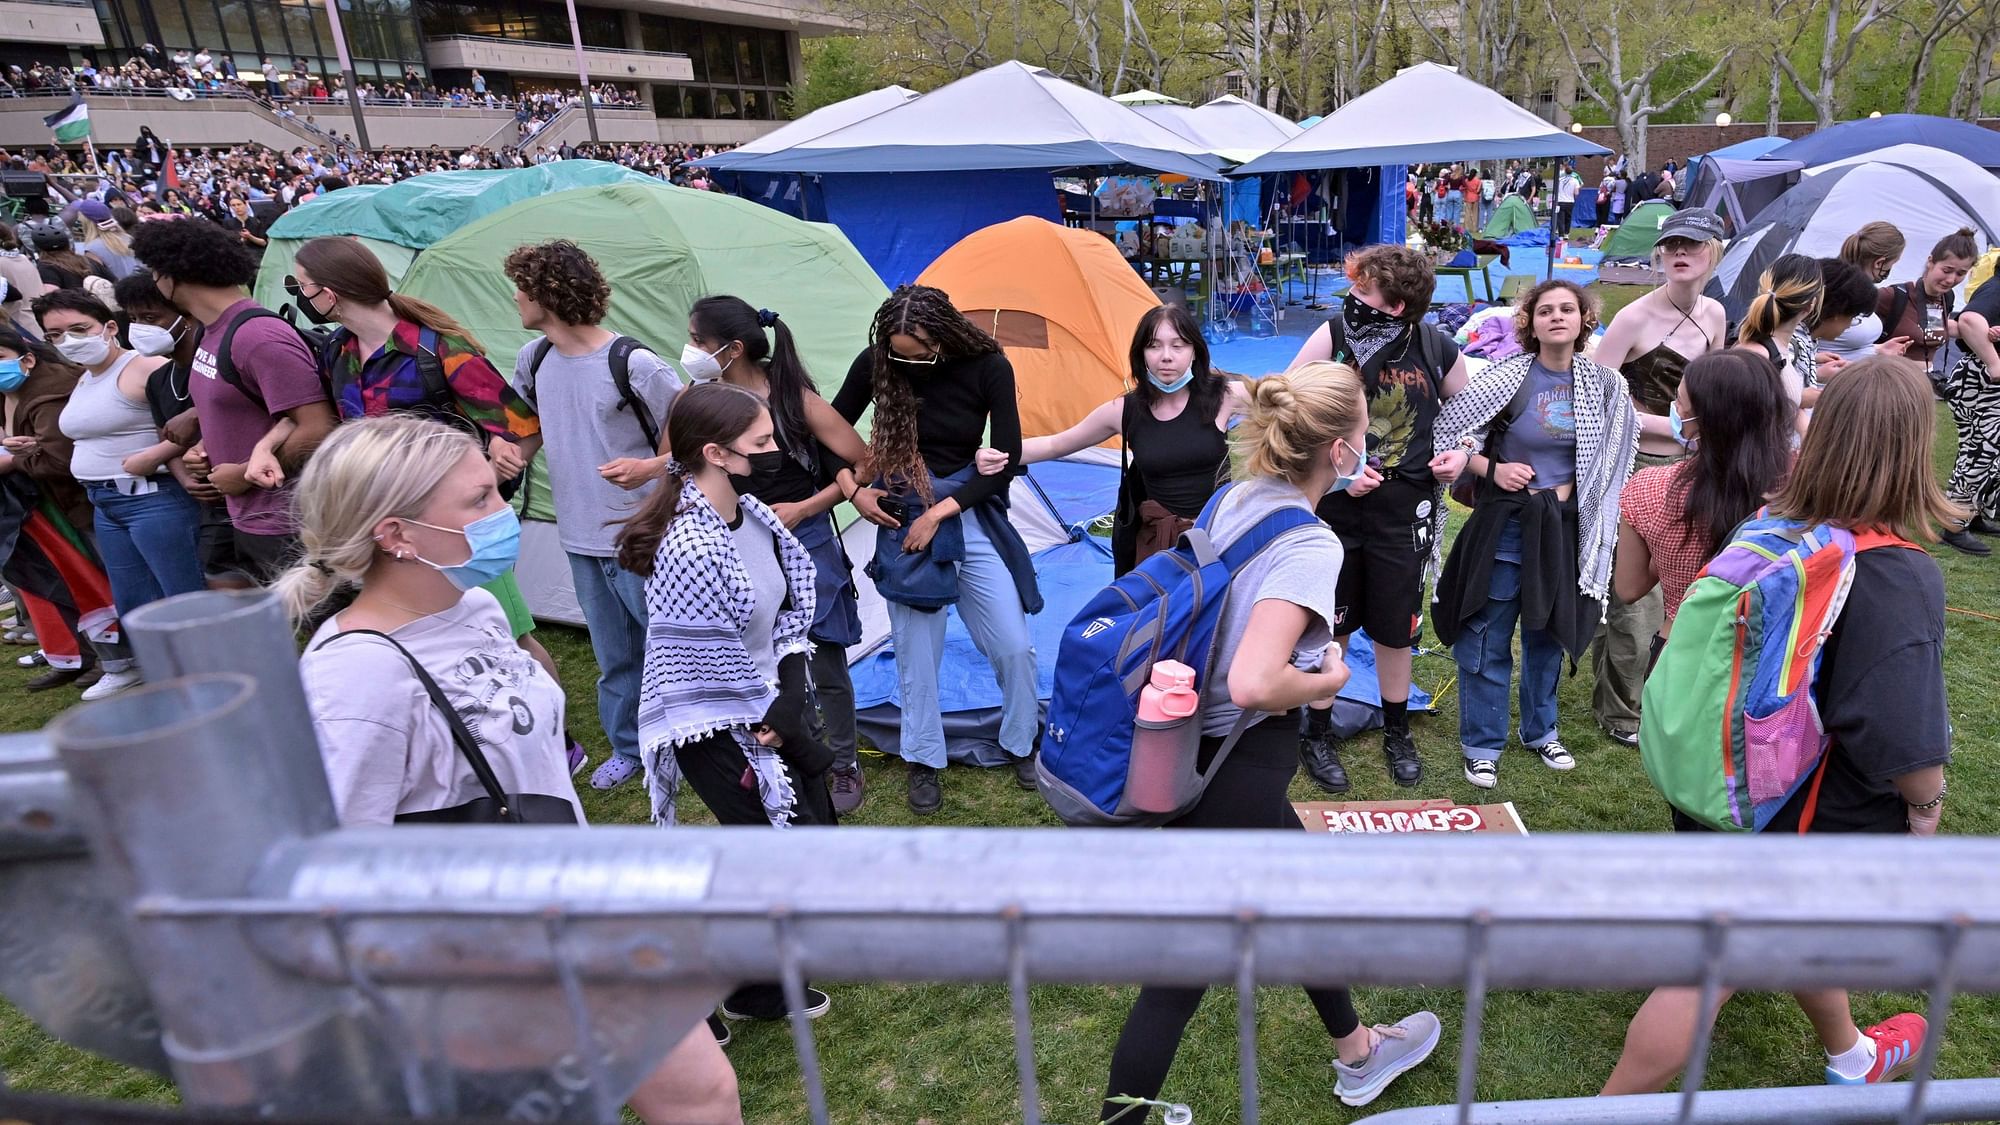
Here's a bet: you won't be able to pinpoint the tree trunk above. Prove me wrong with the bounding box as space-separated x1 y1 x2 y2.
1767 49 1783 133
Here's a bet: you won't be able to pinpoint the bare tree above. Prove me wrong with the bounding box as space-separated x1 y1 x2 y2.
1898 0 1974 114
1546 0 1737 169
1774 0 1902 127
1949 1 2000 119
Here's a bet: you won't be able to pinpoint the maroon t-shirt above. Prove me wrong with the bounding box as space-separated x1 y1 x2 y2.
189 299 326 535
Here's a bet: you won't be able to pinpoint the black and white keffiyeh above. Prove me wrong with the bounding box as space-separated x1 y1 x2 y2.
1430 351 1639 608
1340 292 1410 372
637 478 817 826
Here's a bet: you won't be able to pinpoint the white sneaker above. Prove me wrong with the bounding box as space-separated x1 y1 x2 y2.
80 668 143 701
1530 737 1575 770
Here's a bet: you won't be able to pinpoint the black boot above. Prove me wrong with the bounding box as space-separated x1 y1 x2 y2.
1300 730 1349 793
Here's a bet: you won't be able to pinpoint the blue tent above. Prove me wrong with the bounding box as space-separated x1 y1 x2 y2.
1763 115 2000 171
1706 136 1792 161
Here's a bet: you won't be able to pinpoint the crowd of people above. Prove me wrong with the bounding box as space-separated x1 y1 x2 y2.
1409 153 1685 236
0 113 1977 1118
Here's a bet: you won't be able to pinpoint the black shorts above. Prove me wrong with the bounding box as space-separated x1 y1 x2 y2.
1315 476 1434 649
197 505 247 582
232 528 301 585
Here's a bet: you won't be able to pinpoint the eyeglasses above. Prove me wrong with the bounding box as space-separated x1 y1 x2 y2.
282 276 324 300
889 349 941 366
43 324 105 342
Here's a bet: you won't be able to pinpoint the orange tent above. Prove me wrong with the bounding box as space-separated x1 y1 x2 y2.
917 217 1161 440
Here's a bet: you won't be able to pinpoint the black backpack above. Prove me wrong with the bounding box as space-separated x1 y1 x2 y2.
212 307 449 415
518 335 660 452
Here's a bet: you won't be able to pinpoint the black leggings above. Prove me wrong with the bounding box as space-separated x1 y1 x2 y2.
1099 719 1360 1120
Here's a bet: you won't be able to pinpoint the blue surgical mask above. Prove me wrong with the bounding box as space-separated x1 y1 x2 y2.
1668 402 1697 449
1147 368 1194 394
1329 439 1366 494
406 508 522 591
0 358 25 393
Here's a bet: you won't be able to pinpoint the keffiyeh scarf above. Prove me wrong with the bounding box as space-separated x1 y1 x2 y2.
1430 351 1639 609
1340 292 1411 372
637 478 818 826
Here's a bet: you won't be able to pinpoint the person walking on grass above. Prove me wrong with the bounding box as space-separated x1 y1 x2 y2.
1601 357 1949 1097
503 239 682 790
1098 362 1440 1118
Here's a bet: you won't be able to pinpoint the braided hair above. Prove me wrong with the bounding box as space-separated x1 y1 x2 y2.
865 285 1000 502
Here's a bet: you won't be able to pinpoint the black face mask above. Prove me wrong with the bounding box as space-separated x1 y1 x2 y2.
728 449 787 493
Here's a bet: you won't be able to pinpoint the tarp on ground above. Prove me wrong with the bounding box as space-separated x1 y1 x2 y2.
1762 114 2000 171
392 179 888 625
1599 199 1677 260
1235 63 1608 174
1480 194 1538 239
1713 159 2000 322
1134 94 1303 165
916 217 1157 440
721 60 1223 181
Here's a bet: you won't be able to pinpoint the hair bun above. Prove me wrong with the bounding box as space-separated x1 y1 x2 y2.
757 308 779 328
1253 373 1297 417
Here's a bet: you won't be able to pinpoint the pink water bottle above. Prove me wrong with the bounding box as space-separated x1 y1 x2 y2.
1127 660 1201 813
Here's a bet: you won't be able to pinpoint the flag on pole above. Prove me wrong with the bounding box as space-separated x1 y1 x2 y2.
43 95 90 143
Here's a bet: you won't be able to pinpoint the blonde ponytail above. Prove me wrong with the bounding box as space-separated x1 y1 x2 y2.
1234 362 1366 484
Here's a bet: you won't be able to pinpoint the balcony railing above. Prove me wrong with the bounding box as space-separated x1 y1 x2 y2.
422 33 690 61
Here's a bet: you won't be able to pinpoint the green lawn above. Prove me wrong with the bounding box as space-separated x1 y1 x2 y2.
4 314 1997 1120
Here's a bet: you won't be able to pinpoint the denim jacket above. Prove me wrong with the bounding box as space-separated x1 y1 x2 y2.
866 467 1043 614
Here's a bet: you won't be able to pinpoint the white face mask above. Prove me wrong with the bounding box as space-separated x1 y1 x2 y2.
679 341 727 382
128 319 181 357
55 329 112 367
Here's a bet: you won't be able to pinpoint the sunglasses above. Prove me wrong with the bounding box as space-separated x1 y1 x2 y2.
888 349 941 366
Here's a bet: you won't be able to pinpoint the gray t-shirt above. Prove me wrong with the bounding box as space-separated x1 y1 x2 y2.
731 508 785 684
1199 475 1346 736
512 335 681 556
1492 359 1576 488
301 589 583 827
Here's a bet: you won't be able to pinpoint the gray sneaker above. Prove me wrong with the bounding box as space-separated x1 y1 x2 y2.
1332 1011 1442 1108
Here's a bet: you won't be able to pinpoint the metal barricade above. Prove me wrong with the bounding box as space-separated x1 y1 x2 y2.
2 590 1997 1124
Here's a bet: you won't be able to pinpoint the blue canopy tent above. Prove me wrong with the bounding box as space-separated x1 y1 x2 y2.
1236 63 1608 266
1763 114 2000 171
697 85 917 220
719 60 1225 285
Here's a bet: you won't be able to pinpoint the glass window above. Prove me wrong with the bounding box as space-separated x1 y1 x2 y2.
739 88 761 119
250 1 292 59
680 21 704 81
309 1 336 61
180 0 226 58
686 86 712 118
737 32 760 85
703 28 730 85
282 2 321 69
764 30 787 87
578 5 622 48
714 88 738 118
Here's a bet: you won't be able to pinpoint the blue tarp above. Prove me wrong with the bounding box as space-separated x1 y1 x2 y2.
1763 114 2000 170
817 169 1062 286
851 447 1434 764
713 170 824 219
1572 189 1599 226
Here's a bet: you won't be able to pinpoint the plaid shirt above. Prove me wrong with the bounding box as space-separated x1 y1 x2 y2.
1620 460 1713 624
326 319 539 442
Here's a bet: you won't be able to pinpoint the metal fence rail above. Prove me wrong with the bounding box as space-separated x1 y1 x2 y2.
2 590 1997 1124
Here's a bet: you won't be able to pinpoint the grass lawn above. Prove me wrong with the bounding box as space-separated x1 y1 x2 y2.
4 294 1997 1121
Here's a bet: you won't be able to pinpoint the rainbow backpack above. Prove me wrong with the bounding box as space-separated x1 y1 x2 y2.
1639 513 1912 832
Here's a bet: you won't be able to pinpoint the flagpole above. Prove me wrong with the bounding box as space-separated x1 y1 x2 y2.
319 0 371 152
82 135 101 177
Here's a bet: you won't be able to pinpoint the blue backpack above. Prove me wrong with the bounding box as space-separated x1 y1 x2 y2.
1036 484 1321 826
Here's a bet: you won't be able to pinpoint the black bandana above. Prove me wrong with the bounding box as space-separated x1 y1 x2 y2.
1340 292 1410 372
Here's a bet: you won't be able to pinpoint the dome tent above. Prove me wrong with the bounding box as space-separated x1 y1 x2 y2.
1713 159 2000 323
1479 194 1537 240
1599 199 1677 261
914 217 1159 440
253 162 659 308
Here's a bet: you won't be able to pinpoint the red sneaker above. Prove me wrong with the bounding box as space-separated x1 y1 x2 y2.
1827 1013 1928 1085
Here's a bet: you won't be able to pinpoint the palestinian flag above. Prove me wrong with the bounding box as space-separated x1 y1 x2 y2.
43 95 90 143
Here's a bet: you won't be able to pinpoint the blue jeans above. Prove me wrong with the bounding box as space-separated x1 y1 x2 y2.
886 510 1038 768
85 478 206 617
1454 519 1563 762
568 552 649 765
1442 190 1462 225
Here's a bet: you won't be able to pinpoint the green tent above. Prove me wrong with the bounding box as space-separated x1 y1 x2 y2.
1479 194 1537 240
253 162 659 307
1599 199 1677 260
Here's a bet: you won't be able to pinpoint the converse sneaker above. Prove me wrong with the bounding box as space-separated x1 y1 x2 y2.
1332 1011 1443 1107
1530 737 1575 770
720 988 831 1021
1463 757 1497 789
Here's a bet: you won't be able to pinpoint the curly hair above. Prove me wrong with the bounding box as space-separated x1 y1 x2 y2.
1344 244 1436 322
1511 279 1598 353
864 285 1000 502
503 239 611 327
130 217 259 288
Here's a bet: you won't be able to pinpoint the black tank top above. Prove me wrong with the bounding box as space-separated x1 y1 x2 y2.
1127 392 1229 518
1622 343 1693 416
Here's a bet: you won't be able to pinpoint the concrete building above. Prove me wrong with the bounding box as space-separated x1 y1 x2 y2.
0 0 852 148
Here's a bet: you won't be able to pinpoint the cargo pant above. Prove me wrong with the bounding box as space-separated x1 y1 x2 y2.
1591 448 1683 736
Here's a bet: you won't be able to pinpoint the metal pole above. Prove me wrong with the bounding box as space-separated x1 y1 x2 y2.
564 0 602 144
318 0 370 151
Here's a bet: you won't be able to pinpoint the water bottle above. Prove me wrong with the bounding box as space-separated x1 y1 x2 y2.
1250 302 1277 338
1127 660 1201 813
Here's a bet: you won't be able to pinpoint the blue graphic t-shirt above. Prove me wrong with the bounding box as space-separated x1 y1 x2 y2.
1493 359 1576 488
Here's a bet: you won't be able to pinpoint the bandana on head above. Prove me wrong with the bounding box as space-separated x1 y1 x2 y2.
1341 291 1410 371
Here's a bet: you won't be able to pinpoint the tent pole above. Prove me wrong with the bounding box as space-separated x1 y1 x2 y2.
1546 161 1558 281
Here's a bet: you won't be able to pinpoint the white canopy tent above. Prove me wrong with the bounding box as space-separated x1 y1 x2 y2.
1136 94 1303 164
696 85 918 169
1234 62 1608 173
717 60 1224 180
1111 89 1183 106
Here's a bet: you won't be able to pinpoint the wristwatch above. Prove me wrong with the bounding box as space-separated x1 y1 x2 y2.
1908 780 1947 812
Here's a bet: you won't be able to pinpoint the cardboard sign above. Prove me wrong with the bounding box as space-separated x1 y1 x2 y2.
1293 799 1528 836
